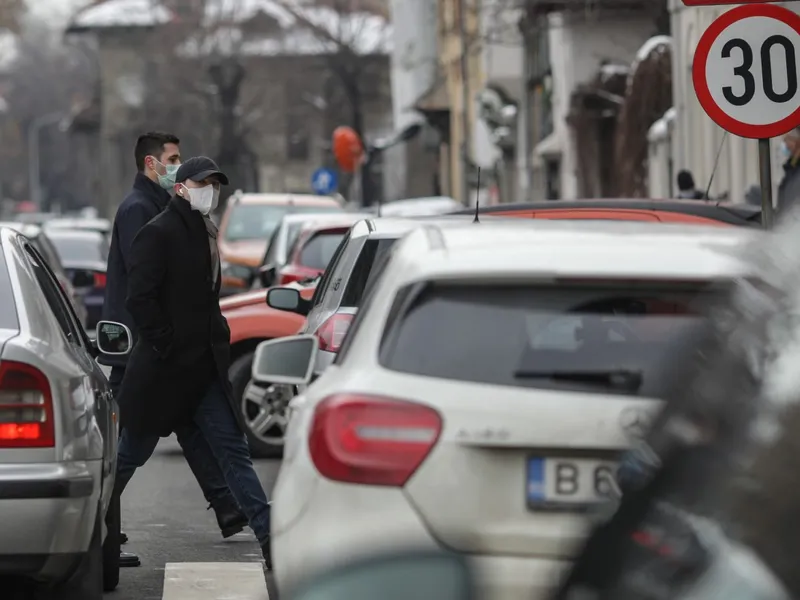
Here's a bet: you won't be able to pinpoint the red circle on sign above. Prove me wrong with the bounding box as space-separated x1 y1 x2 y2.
692 3 800 139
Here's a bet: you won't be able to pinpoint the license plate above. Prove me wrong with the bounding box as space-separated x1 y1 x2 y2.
527 457 618 509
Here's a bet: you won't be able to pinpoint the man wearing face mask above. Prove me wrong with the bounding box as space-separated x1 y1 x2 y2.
102 135 247 568
778 127 800 213
116 157 272 568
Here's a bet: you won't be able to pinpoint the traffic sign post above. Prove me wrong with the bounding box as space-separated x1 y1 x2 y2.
311 167 338 196
692 3 800 229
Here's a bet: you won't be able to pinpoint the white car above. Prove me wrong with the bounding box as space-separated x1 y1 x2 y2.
252 219 756 599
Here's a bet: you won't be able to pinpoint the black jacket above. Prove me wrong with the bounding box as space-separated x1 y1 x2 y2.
99 173 171 368
116 197 233 437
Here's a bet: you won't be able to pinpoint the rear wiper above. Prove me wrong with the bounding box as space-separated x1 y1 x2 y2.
513 369 643 392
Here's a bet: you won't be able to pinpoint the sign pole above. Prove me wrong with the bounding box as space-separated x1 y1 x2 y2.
758 138 775 229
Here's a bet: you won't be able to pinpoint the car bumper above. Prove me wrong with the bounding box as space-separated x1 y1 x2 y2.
271 477 569 599
0 461 102 579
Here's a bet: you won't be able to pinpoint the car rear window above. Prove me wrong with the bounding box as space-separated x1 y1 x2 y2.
49 234 108 264
379 281 723 395
0 245 19 330
224 204 342 242
341 238 399 307
298 231 347 270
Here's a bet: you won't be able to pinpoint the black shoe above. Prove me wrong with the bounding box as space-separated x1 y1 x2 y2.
120 531 128 545
120 551 141 567
210 498 249 538
261 537 272 570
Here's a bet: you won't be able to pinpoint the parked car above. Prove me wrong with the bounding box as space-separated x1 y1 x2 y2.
0 221 88 329
221 280 316 458
252 219 755 596
376 196 462 217
45 229 109 331
0 225 132 599
254 212 371 290
218 192 344 295
275 215 376 287
449 198 762 227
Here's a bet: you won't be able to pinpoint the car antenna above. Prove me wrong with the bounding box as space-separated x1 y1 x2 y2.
473 167 481 223
702 131 728 206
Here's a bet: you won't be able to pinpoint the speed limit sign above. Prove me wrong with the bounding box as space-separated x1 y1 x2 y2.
693 4 800 139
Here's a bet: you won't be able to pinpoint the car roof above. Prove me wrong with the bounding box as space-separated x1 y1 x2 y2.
44 217 111 232
280 212 357 225
386 219 758 285
450 199 761 226
230 193 340 206
0 221 41 238
349 215 485 239
295 213 374 235
44 228 105 240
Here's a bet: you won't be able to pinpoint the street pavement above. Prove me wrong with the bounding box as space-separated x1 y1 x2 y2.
110 436 281 600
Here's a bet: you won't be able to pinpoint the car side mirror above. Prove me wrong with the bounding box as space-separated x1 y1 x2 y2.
95 320 133 356
251 335 319 385
267 287 310 316
259 264 277 288
71 269 95 289
285 549 475 600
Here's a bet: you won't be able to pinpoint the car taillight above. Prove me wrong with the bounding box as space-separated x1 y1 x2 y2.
315 313 353 353
93 272 107 288
0 361 55 448
308 394 442 486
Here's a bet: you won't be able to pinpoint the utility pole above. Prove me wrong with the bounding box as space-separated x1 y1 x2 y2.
457 0 471 206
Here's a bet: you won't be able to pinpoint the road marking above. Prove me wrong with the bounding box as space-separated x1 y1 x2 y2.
162 562 268 600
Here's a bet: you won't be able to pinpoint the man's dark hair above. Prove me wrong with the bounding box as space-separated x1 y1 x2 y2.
134 132 180 172
677 169 695 191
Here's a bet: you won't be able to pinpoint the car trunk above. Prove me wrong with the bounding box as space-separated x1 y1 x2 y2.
375 278 729 559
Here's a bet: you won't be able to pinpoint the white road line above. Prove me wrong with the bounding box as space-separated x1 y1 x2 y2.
162 562 269 600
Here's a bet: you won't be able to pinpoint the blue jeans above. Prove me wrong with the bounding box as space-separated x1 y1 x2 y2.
116 379 271 544
110 366 231 507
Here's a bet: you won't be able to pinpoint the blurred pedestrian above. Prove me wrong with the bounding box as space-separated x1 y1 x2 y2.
101 134 247 568
676 170 705 200
778 127 800 213
116 157 273 568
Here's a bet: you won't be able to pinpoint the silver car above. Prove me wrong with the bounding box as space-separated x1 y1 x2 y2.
0 226 129 599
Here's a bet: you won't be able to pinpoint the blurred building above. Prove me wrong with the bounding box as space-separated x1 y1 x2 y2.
647 0 795 204
65 0 394 218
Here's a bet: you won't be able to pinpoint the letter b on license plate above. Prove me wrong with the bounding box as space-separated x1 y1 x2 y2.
527 457 617 509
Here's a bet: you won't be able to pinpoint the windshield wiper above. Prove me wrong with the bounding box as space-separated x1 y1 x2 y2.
513 369 644 392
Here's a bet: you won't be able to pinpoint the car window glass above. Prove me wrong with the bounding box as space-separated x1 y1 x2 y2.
224 204 342 242
310 231 350 308
49 233 108 264
0 243 19 330
298 231 347 271
23 244 87 348
335 241 398 365
341 238 399 308
262 227 281 266
32 234 65 272
379 281 723 395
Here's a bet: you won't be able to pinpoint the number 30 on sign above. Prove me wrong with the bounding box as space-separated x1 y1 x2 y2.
693 4 800 139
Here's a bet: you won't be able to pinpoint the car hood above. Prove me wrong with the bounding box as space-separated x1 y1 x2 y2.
220 290 267 311
219 239 268 267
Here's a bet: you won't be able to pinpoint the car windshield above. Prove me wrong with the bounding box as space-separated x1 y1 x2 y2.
224 204 342 242
379 280 724 395
49 233 108 264
298 231 347 270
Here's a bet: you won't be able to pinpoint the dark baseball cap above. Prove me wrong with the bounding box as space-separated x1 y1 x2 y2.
175 156 229 185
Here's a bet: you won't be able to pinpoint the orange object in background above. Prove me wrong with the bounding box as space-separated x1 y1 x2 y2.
332 126 363 173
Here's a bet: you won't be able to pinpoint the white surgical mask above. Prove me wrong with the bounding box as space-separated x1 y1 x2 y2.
183 185 215 215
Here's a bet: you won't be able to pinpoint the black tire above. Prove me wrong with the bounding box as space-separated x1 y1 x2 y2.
102 492 121 591
36 504 103 600
229 352 284 459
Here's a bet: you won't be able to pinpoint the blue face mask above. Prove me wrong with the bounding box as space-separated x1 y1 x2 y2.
151 158 180 190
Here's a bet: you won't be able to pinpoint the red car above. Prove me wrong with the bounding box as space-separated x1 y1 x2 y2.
276 216 366 286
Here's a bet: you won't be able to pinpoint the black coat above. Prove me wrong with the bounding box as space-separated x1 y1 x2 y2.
116 197 233 437
99 173 171 368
